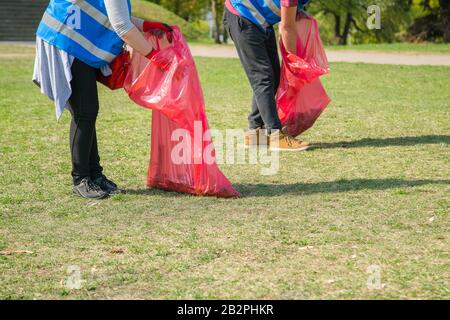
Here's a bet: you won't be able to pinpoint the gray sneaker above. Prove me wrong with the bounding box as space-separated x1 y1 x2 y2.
73 178 109 199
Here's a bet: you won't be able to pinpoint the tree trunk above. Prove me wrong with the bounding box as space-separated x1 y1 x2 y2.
341 13 353 45
173 0 182 17
334 12 352 45
223 27 228 44
211 0 222 44
333 13 341 43
440 0 450 42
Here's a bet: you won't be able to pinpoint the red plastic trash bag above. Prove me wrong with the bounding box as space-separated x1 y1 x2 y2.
97 50 130 90
124 27 239 198
277 16 331 137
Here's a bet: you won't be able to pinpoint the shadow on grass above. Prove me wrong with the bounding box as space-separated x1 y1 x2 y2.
312 135 449 150
126 178 449 198
235 179 450 197
125 188 189 197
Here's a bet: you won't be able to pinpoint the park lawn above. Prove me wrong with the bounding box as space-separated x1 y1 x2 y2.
325 43 450 54
0 53 449 299
0 44 35 55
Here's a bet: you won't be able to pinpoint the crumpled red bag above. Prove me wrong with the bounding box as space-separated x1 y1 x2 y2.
123 27 239 198
277 16 331 137
97 50 130 90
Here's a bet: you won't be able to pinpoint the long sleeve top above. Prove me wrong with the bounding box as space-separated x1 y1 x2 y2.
33 0 143 119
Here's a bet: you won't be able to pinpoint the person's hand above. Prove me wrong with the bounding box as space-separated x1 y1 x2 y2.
143 21 173 43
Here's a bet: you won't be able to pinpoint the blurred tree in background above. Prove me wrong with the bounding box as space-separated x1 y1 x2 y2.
148 0 208 21
147 0 227 43
441 0 450 42
308 0 450 45
211 0 227 43
145 0 450 44
407 0 450 42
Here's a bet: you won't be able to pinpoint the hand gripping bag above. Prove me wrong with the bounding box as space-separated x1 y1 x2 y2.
277 16 331 137
124 28 240 198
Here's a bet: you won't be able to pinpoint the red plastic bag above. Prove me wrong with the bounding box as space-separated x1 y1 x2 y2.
97 50 130 90
277 16 331 137
124 27 239 198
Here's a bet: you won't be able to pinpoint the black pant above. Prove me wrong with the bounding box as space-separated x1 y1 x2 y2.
223 8 282 131
67 58 103 185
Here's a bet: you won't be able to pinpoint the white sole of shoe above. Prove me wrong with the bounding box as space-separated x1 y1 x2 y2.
244 144 269 149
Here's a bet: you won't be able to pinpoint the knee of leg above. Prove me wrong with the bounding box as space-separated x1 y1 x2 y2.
72 109 99 123
253 79 275 94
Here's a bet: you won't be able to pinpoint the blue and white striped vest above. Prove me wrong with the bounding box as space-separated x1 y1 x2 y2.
230 0 310 30
36 0 131 68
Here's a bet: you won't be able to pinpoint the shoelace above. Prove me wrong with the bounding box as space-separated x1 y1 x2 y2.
86 180 102 193
284 135 298 147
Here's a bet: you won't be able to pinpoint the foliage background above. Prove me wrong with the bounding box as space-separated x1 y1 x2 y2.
143 0 450 44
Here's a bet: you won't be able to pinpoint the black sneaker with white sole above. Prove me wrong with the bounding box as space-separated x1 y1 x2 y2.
73 177 109 199
93 175 123 195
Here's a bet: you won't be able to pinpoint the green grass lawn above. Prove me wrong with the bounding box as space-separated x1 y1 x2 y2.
0 52 449 299
326 43 450 54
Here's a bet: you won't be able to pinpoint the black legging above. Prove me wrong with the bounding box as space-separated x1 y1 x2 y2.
67 58 103 185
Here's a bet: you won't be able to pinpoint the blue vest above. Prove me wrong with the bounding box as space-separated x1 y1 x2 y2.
37 0 131 69
230 0 310 30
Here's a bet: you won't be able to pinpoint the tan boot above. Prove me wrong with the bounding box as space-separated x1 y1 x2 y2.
269 130 310 151
244 128 269 147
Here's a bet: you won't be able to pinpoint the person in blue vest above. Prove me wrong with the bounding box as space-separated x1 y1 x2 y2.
223 0 311 151
33 0 173 199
